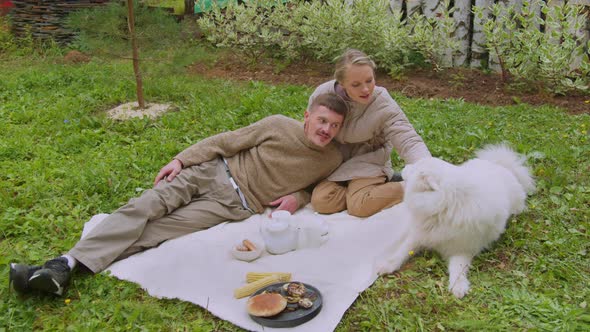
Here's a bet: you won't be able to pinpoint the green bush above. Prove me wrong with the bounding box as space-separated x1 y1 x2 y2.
197 0 469 76
407 0 460 71
197 0 305 63
197 0 419 75
197 0 588 94
297 0 413 75
0 15 15 54
474 0 589 95
0 17 63 58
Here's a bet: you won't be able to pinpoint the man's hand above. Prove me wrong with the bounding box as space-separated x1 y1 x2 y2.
153 159 183 186
268 194 298 215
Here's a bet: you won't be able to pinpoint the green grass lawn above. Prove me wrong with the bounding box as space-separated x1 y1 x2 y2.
1 51 589 331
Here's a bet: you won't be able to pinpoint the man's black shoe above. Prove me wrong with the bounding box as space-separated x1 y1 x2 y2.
28 257 71 296
9 263 41 294
389 172 404 182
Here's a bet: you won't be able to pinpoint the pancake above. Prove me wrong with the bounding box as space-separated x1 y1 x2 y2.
247 293 287 317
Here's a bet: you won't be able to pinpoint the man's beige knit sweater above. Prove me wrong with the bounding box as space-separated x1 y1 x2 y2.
174 115 342 213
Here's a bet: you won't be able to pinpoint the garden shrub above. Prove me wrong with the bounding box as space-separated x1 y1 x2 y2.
197 0 306 63
0 17 38 56
298 0 412 76
406 0 460 71
0 15 14 54
197 0 470 76
198 0 417 75
0 18 62 58
474 0 589 95
196 0 588 93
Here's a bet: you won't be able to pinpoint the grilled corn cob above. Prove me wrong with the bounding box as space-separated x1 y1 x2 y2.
234 274 280 299
245 272 292 283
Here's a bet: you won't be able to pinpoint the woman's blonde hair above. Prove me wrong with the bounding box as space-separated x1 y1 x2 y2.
334 49 376 83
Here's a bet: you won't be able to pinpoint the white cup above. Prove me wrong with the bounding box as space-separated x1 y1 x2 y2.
296 225 328 249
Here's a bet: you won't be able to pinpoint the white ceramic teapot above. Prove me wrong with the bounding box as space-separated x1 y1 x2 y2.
260 211 298 255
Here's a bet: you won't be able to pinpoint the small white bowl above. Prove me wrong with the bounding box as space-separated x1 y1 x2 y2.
231 240 264 262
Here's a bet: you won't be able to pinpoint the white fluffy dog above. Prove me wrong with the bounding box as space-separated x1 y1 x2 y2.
376 144 535 298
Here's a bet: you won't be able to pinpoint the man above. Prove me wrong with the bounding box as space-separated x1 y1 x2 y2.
9 93 347 296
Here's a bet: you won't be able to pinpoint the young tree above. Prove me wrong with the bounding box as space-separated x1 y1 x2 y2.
126 0 144 109
68 1 184 113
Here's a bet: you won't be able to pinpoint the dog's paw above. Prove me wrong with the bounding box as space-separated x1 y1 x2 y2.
449 278 470 298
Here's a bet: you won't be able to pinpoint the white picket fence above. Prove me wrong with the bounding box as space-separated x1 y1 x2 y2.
382 0 590 69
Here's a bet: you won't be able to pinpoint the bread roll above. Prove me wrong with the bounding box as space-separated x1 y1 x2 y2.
242 239 256 251
247 293 287 317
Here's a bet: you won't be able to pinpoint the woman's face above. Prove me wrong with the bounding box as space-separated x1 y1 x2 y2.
340 64 375 104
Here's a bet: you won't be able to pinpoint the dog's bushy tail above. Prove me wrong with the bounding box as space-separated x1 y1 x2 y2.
476 144 536 194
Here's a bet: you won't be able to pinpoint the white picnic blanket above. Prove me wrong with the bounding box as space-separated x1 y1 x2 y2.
82 204 410 332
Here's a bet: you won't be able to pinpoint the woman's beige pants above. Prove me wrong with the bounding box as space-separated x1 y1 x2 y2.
311 176 404 218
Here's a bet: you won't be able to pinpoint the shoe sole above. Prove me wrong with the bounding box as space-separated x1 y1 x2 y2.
9 263 31 293
28 271 65 296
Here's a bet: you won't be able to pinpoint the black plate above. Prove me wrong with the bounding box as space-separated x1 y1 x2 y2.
248 282 323 328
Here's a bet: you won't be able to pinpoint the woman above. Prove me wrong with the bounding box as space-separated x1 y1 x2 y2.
309 49 431 217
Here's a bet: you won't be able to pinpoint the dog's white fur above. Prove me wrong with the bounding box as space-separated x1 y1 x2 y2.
376 144 535 298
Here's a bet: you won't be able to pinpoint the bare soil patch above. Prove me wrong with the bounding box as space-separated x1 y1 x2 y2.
107 102 174 120
63 50 91 64
188 54 590 115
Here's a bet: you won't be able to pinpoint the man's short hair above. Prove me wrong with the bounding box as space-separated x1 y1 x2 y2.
309 93 348 119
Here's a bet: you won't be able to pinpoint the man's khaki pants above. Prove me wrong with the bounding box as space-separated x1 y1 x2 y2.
69 158 253 273
311 176 403 218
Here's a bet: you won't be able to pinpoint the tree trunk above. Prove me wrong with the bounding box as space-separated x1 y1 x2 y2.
127 0 145 109
184 0 194 17
453 0 472 66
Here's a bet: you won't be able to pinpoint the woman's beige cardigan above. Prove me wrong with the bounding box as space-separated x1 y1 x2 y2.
308 80 431 182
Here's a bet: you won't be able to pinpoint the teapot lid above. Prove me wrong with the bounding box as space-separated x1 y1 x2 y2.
266 220 288 233
272 210 292 218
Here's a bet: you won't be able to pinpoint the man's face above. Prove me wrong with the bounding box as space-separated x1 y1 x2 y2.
303 105 344 147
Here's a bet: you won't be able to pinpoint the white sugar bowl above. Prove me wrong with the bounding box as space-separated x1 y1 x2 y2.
231 240 264 262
